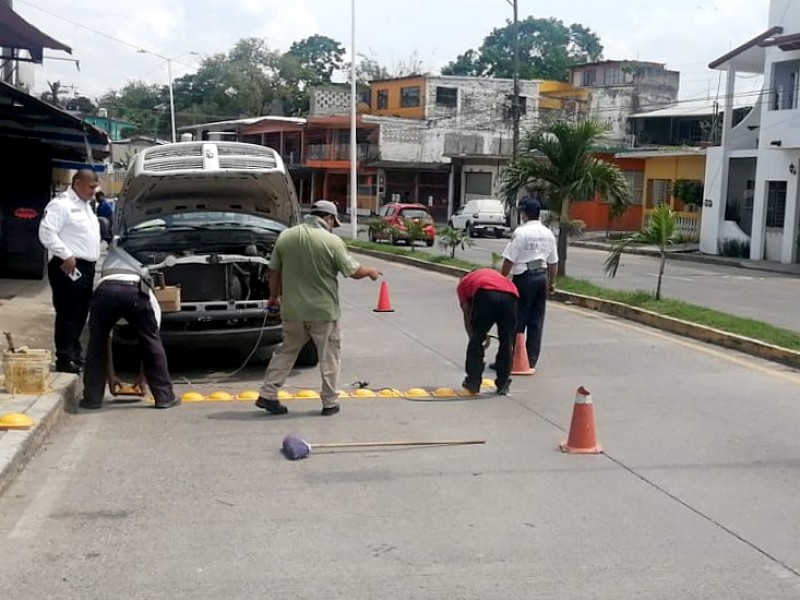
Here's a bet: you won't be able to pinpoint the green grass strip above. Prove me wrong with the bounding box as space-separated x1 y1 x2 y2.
346 238 800 352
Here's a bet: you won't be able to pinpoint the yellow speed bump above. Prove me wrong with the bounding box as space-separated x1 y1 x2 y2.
405 388 430 398
0 412 34 430
432 387 457 397
208 391 234 401
277 390 294 401
181 392 206 403
237 390 260 401
351 388 377 398
378 388 403 397
337 390 351 398
295 389 320 399
481 378 496 388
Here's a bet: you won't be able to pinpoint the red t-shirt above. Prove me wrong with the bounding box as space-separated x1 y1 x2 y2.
456 268 519 304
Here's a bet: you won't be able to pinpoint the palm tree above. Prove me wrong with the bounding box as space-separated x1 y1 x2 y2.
45 80 62 107
603 205 681 300
501 120 631 276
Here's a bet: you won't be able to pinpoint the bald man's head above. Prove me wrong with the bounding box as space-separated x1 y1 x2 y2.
71 169 100 202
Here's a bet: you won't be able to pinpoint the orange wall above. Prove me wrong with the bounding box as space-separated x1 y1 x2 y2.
569 154 645 231
370 77 426 120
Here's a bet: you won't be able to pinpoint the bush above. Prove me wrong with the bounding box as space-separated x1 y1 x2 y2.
437 226 473 259
718 238 750 258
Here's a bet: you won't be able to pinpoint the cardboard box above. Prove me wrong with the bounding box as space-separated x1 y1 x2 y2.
153 286 181 312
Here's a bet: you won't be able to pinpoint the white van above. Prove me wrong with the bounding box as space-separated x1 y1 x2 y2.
449 198 509 238
106 141 317 365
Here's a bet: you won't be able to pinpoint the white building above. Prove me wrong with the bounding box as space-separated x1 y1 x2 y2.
702 0 800 263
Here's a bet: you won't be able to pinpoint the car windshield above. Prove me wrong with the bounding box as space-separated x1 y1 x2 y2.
130 212 286 233
399 209 431 220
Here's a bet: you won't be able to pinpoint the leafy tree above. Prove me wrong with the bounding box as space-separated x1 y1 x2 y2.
397 218 429 250
604 205 681 300
286 35 346 86
64 95 96 114
501 121 630 276
98 81 167 137
443 17 603 81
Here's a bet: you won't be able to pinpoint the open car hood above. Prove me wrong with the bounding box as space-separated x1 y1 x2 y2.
117 142 301 229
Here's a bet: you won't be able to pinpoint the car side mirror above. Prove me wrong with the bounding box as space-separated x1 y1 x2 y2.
98 216 112 242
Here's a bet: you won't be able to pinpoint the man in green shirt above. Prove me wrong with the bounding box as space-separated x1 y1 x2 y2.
256 200 382 416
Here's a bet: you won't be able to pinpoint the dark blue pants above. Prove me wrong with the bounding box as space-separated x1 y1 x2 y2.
512 271 548 368
48 258 95 365
83 282 175 406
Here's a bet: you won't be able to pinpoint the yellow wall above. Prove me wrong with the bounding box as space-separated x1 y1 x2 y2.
369 77 427 120
643 155 706 208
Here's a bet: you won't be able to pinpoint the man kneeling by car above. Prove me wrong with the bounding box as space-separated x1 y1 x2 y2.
256 200 381 417
80 253 178 410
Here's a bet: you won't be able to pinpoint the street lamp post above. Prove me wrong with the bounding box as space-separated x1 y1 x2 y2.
349 0 358 238
137 49 198 143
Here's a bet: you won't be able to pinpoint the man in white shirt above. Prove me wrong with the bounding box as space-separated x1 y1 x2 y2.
499 199 559 372
38 170 101 373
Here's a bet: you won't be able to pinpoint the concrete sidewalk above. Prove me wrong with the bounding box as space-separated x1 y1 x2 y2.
0 278 80 495
571 238 800 276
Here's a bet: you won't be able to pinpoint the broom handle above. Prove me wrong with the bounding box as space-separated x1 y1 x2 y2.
311 439 485 449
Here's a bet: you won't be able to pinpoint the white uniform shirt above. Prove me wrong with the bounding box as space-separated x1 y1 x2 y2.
501 220 559 276
96 273 162 328
38 188 101 262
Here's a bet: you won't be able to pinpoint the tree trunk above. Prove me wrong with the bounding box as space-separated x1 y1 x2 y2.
557 227 568 277
656 252 667 300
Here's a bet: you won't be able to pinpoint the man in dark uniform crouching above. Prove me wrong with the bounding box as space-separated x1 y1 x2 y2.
80 252 178 410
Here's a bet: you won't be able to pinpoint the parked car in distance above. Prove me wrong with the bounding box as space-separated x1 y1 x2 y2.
369 202 436 247
449 198 509 238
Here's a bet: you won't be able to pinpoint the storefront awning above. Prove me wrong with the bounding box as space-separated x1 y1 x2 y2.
0 4 71 62
0 81 109 163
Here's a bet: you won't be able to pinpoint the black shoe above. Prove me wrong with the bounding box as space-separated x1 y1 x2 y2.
495 380 511 396
461 378 481 395
154 397 181 409
320 405 340 417
56 360 82 374
78 399 102 410
255 397 288 415
488 362 497 371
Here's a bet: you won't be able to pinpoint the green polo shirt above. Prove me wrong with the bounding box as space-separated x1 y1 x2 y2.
270 215 360 322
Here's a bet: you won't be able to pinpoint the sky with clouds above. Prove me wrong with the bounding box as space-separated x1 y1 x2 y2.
15 0 772 106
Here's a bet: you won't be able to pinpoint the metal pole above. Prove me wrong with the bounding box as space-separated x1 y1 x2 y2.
511 0 520 162
167 58 176 143
349 0 358 237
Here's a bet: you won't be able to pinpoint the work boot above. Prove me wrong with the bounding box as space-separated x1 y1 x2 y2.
495 379 511 396
155 397 182 409
461 378 481 395
78 399 102 410
56 359 82 374
320 405 340 417
256 397 288 415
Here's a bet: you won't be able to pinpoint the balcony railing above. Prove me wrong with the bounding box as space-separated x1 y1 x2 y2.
305 143 378 163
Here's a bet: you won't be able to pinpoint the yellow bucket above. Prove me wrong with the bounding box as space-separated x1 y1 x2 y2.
2 349 52 395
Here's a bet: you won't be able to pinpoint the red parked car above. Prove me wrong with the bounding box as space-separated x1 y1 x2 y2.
370 203 436 247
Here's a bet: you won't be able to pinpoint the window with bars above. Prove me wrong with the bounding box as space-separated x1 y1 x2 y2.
648 179 672 206
623 171 644 204
766 181 787 228
401 86 421 108
435 86 458 107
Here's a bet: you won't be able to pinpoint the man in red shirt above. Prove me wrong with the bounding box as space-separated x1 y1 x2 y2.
456 268 519 395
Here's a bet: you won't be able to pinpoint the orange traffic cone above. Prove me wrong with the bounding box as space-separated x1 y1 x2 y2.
373 280 395 312
560 386 602 454
510 333 534 375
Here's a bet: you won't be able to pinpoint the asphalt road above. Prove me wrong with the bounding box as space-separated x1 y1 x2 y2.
2 257 800 599
346 230 800 332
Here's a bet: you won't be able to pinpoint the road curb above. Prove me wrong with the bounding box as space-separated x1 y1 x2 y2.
0 374 79 498
350 246 800 371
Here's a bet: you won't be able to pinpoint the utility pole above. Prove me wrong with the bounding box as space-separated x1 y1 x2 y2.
349 0 358 238
510 0 520 162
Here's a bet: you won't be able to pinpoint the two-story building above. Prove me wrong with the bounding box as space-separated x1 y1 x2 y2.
701 0 800 263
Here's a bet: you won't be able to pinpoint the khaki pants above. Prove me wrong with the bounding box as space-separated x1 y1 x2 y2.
259 320 342 408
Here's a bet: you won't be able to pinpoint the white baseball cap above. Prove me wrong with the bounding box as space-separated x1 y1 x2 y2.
311 200 342 228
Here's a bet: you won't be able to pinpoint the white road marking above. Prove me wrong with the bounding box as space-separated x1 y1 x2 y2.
645 272 694 282
6 422 99 540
